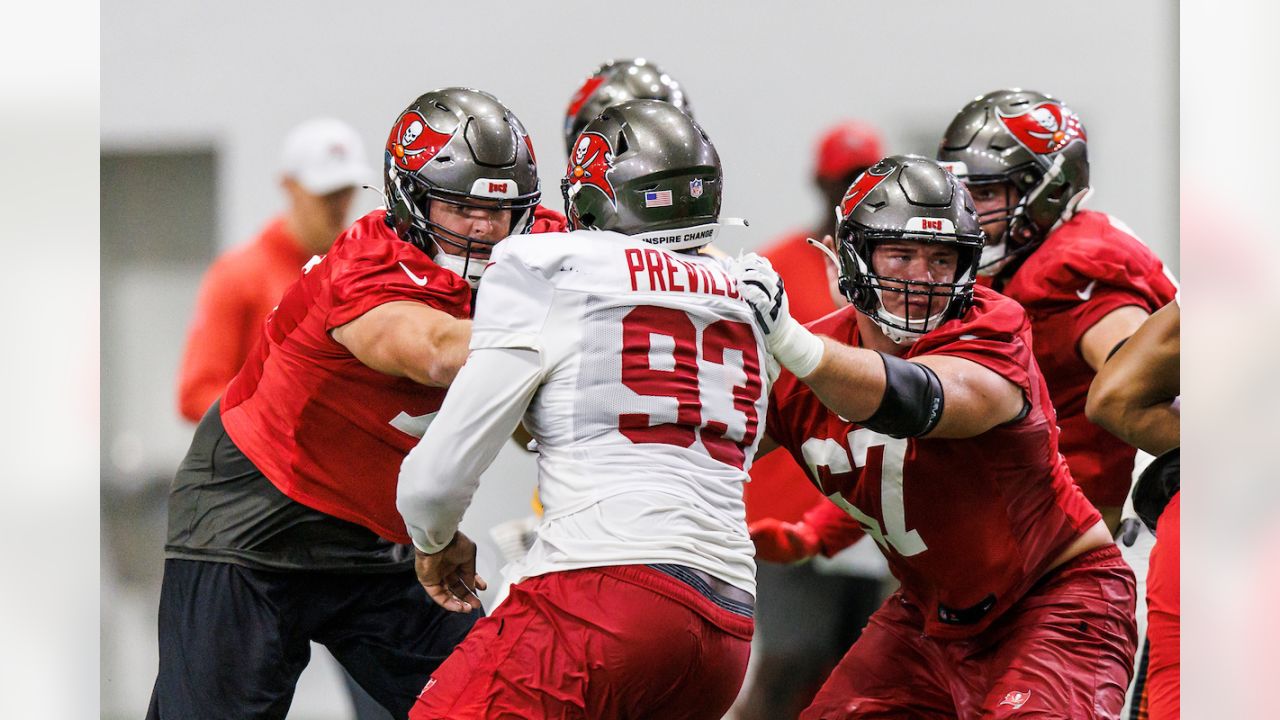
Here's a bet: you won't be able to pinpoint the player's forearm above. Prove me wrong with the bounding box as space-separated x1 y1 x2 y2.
804 499 866 557
802 338 887 425
1093 402 1179 457
397 348 544 553
333 302 473 387
406 316 472 387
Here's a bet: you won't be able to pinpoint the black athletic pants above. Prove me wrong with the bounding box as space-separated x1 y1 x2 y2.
145 558 480 720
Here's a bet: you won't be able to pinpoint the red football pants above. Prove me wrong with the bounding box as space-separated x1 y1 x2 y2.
409 564 753 720
801 545 1138 719
1144 491 1180 719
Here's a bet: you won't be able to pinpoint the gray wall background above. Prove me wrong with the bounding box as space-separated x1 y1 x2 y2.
100 1 1178 718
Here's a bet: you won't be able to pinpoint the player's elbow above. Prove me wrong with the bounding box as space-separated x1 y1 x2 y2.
406 321 469 387
178 395 204 423
1084 379 1127 435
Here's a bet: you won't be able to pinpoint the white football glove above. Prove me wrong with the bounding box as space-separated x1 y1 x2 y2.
732 253 825 378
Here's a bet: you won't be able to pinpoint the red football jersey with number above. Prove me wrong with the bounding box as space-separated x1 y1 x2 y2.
1000 210 1177 507
766 285 1101 638
220 210 471 544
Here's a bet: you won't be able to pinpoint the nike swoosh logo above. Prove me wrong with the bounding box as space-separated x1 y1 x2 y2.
1076 280 1098 301
399 262 429 286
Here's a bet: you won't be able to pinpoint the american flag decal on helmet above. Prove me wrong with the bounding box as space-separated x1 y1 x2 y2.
644 190 673 208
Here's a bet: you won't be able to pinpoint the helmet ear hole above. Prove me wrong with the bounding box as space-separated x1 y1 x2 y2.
615 130 629 155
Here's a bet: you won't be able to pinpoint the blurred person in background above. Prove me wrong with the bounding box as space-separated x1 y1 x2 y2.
148 88 563 720
176 117 370 422
733 155 1136 718
1087 299 1180 719
737 120 888 720
401 100 759 720
936 89 1178 535
172 116 394 720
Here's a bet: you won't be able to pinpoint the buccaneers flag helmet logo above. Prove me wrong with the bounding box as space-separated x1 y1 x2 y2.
387 110 456 173
996 102 1086 155
565 132 617 205
839 163 893 220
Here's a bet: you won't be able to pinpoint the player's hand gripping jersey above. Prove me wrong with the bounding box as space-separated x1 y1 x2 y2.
219 210 471 544
401 231 768 595
767 285 1101 638
999 210 1177 506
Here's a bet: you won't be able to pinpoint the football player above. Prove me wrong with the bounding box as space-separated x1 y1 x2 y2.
483 55 703 604
732 155 1137 718
937 89 1177 533
148 88 565 720
561 57 693 157
399 100 762 720
1087 299 1181 719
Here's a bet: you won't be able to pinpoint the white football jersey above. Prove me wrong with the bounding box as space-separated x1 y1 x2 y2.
472 230 768 594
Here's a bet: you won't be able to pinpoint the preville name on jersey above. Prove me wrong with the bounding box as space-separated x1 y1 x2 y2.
624 247 740 298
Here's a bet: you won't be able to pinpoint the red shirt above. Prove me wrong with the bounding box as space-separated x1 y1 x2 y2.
220 210 471 544
746 230 841 523
767 286 1100 638
531 205 568 234
176 217 313 421
1000 210 1177 507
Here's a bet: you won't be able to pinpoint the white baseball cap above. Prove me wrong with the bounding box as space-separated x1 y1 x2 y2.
280 117 373 195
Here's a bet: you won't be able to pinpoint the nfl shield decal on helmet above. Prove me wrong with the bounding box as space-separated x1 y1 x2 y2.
690 178 703 198
565 131 618 206
996 102 1086 155
387 110 457 173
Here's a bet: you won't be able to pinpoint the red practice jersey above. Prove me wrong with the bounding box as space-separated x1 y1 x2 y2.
744 230 841 524
1001 210 1177 507
220 210 471 544
530 205 568 234
766 285 1101 638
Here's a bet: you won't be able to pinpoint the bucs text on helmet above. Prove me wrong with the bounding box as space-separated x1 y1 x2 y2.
562 58 694 156
937 89 1089 276
561 99 722 251
384 87 540 287
834 155 984 344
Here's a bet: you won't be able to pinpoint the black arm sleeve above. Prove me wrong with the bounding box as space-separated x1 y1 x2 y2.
861 352 945 439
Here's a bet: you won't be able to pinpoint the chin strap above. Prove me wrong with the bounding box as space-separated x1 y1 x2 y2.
805 236 841 266
433 245 484 289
